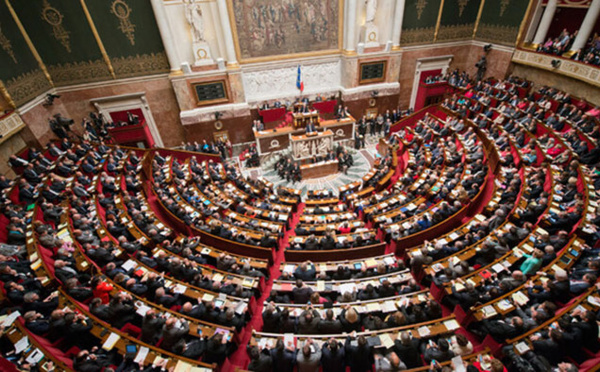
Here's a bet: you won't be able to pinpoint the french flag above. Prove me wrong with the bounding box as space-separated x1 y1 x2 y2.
296 65 304 93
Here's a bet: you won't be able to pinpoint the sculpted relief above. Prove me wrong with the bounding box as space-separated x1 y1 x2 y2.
232 0 340 60
242 61 341 102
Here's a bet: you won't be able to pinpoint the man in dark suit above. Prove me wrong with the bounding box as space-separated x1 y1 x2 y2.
572 310 600 352
24 311 50 335
262 304 281 332
294 261 316 281
270 340 296 371
345 333 374 372
393 331 421 368
321 339 345 372
161 317 189 352
292 279 313 304
423 338 455 363
141 309 165 344
318 309 343 334
247 346 272 372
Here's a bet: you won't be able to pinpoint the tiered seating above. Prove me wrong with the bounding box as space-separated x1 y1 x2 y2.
3 76 600 371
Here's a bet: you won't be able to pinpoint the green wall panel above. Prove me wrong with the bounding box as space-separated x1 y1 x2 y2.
85 0 169 78
401 0 442 45
0 1 50 105
437 0 481 42
10 0 110 85
476 0 532 45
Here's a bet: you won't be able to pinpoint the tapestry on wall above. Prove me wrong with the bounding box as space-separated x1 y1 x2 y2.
231 0 340 61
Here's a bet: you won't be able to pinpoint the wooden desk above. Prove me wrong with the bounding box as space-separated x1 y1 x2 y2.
319 117 355 141
300 160 339 179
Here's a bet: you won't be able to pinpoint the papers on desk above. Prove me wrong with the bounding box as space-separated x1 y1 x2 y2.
379 333 394 348
14 336 29 354
497 299 513 312
382 301 397 313
588 296 600 307
454 282 466 292
482 305 497 318
201 293 215 302
102 332 120 351
492 263 506 273
25 348 44 364
283 333 294 347
122 259 137 272
417 326 431 337
173 284 187 294
1 311 20 328
515 341 531 354
383 256 395 266
136 304 151 316
134 346 149 364
444 319 460 331
235 301 247 315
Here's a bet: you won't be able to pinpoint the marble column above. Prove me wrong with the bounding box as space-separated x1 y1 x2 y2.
391 0 406 47
216 0 239 66
571 0 600 51
150 0 181 72
532 0 557 45
346 0 358 51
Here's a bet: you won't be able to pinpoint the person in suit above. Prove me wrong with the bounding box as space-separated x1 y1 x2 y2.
204 332 230 364
318 309 343 334
572 309 600 352
423 338 455 363
345 333 374 372
321 339 345 372
298 308 321 334
294 261 316 281
161 317 189 352
23 311 50 335
247 346 272 372
269 339 296 371
297 339 322 372
306 120 317 134
141 309 165 344
293 279 313 304
393 331 421 368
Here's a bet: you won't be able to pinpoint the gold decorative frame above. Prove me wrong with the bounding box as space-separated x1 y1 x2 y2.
190 79 230 107
226 0 344 64
359 61 388 85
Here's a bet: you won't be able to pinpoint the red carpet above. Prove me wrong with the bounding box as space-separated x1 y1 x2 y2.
226 203 305 370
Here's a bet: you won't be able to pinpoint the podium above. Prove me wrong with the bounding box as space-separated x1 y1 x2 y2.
292 111 319 129
290 130 334 161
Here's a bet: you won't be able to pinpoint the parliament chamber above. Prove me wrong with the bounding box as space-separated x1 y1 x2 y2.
2 1 600 372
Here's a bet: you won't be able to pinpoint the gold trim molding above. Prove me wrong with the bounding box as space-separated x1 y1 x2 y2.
47 59 111 86
437 23 475 42
111 52 170 78
513 49 600 89
476 23 519 45
3 69 51 106
401 27 435 45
